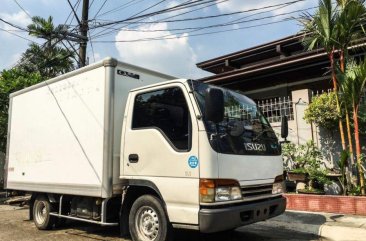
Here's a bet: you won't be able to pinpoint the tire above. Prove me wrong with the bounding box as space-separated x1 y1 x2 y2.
33 195 56 230
129 195 172 241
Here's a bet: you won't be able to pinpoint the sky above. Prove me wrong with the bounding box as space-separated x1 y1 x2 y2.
0 0 318 79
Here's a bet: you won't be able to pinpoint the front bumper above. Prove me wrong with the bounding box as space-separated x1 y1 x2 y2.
199 196 286 233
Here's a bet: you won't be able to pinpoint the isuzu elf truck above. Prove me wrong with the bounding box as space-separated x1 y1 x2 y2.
4 58 287 241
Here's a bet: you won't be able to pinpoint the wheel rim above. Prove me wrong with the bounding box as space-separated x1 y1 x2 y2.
135 206 160 241
35 201 47 225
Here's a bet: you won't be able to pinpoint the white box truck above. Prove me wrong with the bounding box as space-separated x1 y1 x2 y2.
4 58 287 241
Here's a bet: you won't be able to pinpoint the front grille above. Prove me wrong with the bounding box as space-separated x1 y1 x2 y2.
241 183 273 201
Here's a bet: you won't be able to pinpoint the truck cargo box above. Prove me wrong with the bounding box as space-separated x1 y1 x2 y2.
5 58 175 198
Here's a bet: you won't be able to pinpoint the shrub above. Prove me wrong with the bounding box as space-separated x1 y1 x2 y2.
304 92 340 129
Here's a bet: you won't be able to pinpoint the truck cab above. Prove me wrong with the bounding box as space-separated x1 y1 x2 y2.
121 79 286 239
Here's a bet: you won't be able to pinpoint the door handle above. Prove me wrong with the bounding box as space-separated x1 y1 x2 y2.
128 154 139 163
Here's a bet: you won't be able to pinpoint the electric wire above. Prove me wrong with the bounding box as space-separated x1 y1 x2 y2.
0 27 36 43
92 2 315 43
90 0 169 39
92 18 295 43
64 0 81 27
90 0 217 39
89 0 303 39
88 31 96 63
97 0 143 18
13 0 32 19
93 0 108 19
91 0 227 36
67 0 81 25
105 4 315 34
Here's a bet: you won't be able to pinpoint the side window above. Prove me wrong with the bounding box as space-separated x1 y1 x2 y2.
132 87 191 151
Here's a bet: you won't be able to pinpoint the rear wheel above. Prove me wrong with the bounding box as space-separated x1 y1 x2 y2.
129 195 172 241
33 195 56 230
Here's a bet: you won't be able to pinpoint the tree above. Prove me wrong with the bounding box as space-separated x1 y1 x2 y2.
0 69 43 153
335 0 366 167
300 0 347 152
17 16 75 79
19 43 74 79
340 60 366 195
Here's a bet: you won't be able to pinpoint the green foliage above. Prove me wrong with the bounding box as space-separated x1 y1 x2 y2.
348 185 362 196
304 92 340 129
283 141 330 188
0 68 43 153
17 16 75 79
300 0 366 53
282 141 323 170
18 43 74 79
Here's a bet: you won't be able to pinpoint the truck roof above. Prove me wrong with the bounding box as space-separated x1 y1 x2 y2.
129 79 188 92
9 57 178 98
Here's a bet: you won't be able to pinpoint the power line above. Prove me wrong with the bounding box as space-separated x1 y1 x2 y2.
97 0 143 18
64 0 81 26
89 0 303 39
13 0 32 19
91 1 312 43
94 0 216 29
90 0 218 39
67 0 81 25
93 0 108 19
93 0 305 25
102 4 315 34
89 0 95 9
93 18 295 43
88 31 95 63
90 0 169 40
0 17 28 31
0 27 35 43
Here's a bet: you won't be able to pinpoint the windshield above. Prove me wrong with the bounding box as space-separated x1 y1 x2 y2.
189 80 280 156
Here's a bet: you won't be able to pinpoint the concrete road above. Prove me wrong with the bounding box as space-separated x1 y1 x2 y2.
0 204 324 241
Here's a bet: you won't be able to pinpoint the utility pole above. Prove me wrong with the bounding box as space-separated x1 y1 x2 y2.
79 0 89 67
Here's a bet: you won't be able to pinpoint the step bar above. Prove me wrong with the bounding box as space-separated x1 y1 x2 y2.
49 195 119 226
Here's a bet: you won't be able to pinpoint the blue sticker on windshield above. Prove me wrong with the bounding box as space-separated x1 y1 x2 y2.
188 156 199 168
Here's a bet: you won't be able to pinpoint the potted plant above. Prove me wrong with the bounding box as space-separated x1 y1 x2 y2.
282 141 331 193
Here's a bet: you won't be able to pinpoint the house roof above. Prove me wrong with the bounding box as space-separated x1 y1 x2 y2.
196 33 366 86
196 33 305 75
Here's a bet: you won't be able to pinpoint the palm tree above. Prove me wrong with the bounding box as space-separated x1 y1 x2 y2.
19 43 74 79
336 0 366 168
27 16 63 48
300 0 347 151
18 16 75 78
340 60 366 194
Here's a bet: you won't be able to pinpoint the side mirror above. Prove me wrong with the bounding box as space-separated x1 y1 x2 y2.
281 115 288 140
205 88 224 123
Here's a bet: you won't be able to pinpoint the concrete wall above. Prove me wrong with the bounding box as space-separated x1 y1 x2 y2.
270 88 343 168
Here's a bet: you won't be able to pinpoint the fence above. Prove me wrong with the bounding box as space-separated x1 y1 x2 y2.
312 89 366 104
256 97 294 123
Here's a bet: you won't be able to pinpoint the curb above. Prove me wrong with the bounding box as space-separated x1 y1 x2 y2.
319 225 366 241
265 211 366 241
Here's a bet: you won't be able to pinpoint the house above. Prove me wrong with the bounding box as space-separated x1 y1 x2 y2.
196 33 366 166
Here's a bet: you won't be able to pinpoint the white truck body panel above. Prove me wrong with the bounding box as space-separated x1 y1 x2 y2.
5 58 175 198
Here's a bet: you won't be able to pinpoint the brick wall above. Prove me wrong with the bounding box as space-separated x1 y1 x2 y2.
284 194 366 215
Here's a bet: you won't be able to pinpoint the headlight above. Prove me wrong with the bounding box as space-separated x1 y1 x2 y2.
272 175 285 195
200 179 242 203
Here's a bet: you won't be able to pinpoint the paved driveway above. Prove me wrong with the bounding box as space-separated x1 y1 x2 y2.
0 204 324 241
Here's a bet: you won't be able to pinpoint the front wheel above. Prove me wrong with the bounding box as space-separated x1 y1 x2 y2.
129 195 172 241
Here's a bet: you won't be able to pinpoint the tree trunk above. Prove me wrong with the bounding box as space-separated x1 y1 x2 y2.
330 51 346 151
353 103 365 195
340 50 356 185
